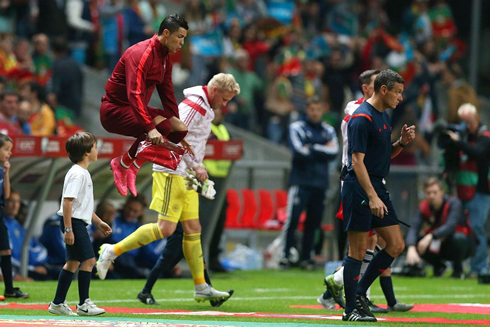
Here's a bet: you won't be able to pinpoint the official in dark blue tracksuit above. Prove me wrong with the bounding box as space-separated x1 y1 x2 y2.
281 97 339 269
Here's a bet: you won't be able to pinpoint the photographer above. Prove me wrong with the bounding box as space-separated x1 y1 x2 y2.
443 104 490 277
405 178 473 278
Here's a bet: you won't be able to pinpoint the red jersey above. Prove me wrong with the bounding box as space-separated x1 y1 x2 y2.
103 34 179 132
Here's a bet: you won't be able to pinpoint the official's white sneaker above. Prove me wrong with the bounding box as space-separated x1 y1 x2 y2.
194 284 230 302
317 295 337 310
76 298 106 316
96 244 117 280
48 301 77 316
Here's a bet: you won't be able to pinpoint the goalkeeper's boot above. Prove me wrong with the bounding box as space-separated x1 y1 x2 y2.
96 244 117 280
127 164 140 196
194 284 230 302
110 157 128 196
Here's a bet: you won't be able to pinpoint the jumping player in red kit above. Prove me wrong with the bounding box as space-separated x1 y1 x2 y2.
100 14 192 197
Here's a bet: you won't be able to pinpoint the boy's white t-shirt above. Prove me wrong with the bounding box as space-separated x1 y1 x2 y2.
57 164 94 225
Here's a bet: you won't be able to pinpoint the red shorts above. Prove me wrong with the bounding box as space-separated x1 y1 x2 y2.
100 99 173 138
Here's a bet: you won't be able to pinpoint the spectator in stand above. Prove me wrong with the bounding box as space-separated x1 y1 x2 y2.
0 92 22 136
92 200 116 259
98 0 125 73
66 0 95 65
35 0 68 39
0 1 15 34
226 49 263 130
13 38 35 75
110 195 147 279
441 62 478 124
264 75 294 144
51 38 84 118
4 190 50 281
40 213 66 280
280 97 339 270
19 81 56 136
15 100 32 135
405 177 473 278
124 0 153 46
0 76 5 93
32 34 53 86
445 104 490 277
139 0 167 33
0 33 17 73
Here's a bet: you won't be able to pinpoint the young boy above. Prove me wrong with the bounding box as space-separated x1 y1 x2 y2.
49 132 112 316
0 133 29 300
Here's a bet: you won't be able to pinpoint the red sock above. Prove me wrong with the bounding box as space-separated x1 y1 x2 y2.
120 152 134 168
167 130 188 143
156 119 172 137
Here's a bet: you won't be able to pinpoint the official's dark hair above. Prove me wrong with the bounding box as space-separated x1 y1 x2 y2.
158 14 189 35
374 69 404 93
358 70 380 92
65 132 97 163
0 133 13 148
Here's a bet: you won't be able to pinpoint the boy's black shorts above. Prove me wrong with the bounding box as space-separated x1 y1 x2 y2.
61 218 95 262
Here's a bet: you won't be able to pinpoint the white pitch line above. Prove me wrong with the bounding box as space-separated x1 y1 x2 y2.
17 293 486 306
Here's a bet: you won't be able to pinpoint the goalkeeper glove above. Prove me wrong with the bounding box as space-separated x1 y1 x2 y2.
185 168 216 200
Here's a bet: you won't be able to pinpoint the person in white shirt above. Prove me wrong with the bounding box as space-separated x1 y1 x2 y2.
96 73 240 303
49 132 112 316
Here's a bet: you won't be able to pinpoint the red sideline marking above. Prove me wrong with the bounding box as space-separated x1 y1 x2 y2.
3 303 490 325
291 303 490 315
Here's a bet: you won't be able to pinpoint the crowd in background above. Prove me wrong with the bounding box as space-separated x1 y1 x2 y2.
0 0 487 279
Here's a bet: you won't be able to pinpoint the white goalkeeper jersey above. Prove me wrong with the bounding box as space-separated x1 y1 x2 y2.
153 85 214 177
341 97 364 166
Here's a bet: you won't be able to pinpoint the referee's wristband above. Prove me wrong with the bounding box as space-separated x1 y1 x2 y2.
398 137 406 148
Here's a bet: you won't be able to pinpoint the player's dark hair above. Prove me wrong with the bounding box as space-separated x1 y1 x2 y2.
0 133 13 148
374 69 404 92
358 70 380 92
158 14 189 35
65 132 97 164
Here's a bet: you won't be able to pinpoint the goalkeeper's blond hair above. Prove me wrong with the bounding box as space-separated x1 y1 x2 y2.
207 73 240 95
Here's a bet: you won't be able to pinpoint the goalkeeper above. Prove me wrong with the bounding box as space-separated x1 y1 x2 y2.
96 73 240 304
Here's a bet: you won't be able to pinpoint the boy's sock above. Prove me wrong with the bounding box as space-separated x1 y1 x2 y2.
1 255 14 293
380 276 396 307
343 256 362 314
357 249 394 297
114 223 163 256
53 270 74 304
78 270 92 305
182 233 205 285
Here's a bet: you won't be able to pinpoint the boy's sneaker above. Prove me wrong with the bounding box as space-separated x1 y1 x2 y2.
5 287 29 298
96 244 117 280
110 157 128 196
76 298 105 316
48 301 77 316
324 274 345 308
388 300 414 312
342 309 377 322
194 284 230 302
138 291 158 305
210 289 234 307
317 295 337 310
126 164 140 197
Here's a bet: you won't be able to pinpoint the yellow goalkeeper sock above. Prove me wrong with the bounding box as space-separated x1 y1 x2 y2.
183 233 205 285
114 223 163 256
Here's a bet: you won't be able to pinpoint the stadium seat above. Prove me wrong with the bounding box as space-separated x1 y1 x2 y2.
239 188 258 228
257 189 279 229
274 189 288 223
225 189 241 229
